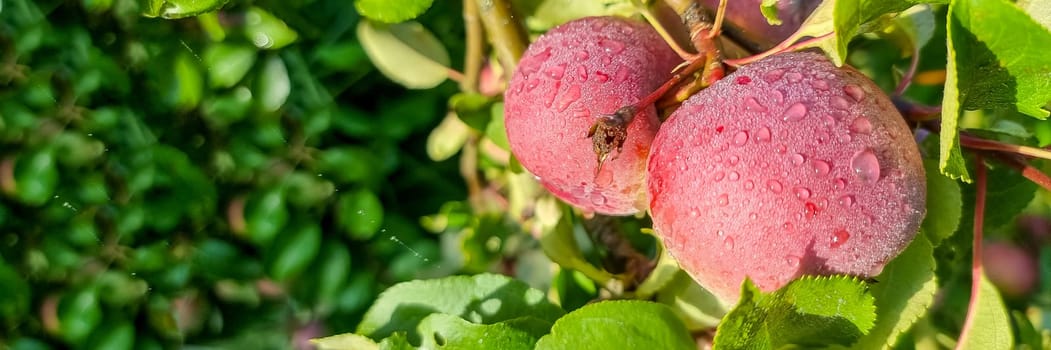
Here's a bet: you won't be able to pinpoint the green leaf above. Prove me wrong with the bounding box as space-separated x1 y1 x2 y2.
485 102 510 151
878 4 935 56
518 0 635 32
760 0 783 25
312 333 379 350
357 20 450 89
655 271 727 330
794 1 944 66
336 189 384 240
1018 0 1051 29
244 189 289 245
378 333 414 350
204 44 256 88
354 0 433 24
713 276 876 349
922 160 963 244
960 164 1037 235
255 56 290 112
267 221 322 281
416 313 544 350
356 273 564 342
537 202 615 285
13 150 58 206
948 0 1051 119
141 0 229 18
244 7 298 50
956 273 1014 349
0 261 30 324
58 289 103 343
450 93 495 131
834 235 936 350
534 300 694 350
426 113 471 162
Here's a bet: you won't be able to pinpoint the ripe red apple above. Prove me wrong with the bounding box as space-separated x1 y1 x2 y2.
983 241 1039 300
648 51 926 302
504 16 680 215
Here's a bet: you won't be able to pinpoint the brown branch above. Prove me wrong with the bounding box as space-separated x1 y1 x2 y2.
989 153 1051 192
462 0 484 93
474 0 528 79
960 134 1051 161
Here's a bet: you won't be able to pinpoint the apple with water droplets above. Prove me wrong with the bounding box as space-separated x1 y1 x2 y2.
504 16 681 215
647 51 926 303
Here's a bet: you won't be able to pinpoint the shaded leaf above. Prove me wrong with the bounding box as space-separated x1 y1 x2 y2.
922 160 963 244
354 0 434 24
417 313 544 350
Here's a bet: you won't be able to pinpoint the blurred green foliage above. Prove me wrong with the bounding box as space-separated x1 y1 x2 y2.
0 0 468 348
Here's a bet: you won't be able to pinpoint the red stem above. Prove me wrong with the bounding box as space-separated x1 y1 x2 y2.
991 153 1051 191
954 154 987 350
960 134 1051 161
893 48 920 96
636 56 710 108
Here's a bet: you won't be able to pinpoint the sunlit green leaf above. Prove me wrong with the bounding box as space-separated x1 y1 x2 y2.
956 273 1014 349
534 300 694 350
354 0 433 24
357 20 450 89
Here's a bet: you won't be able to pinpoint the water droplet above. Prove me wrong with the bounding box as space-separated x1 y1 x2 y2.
598 38 626 53
542 81 560 107
766 180 783 193
556 84 581 111
525 78 540 91
736 76 752 84
771 90 784 104
744 180 754 190
786 255 801 268
785 71 803 82
728 156 740 166
749 212 758 219
782 102 808 122
810 79 830 90
690 208 700 217
844 84 866 101
793 187 811 199
723 236 735 249
830 229 850 248
714 171 725 182
594 71 609 82
831 96 851 110
728 172 740 181
745 98 767 112
833 178 847 190
733 131 749 146
614 66 630 82
763 68 785 82
837 195 855 207
717 193 729 206
576 66 588 81
716 230 725 237
776 144 787 153
756 127 772 142
850 117 873 134
590 192 607 206
810 159 831 176
783 222 793 231
822 114 836 127
790 153 806 165
804 202 819 219
851 149 881 184
575 51 589 60
545 64 565 79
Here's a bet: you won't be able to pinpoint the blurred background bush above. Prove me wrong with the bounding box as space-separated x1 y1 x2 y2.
0 0 475 348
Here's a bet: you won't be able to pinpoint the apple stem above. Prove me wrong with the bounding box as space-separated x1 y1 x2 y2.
706 0 728 40
724 32 834 67
959 134 1051 161
990 153 1051 192
892 97 942 121
893 48 921 96
461 0 484 93
954 153 987 350
445 68 466 84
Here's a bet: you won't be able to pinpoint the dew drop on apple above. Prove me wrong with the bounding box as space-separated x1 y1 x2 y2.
598 38 625 54
733 131 749 146
785 255 801 268
576 66 587 80
837 195 855 207
766 179 783 193
851 149 881 184
723 236 735 250
810 159 831 176
833 178 847 190
790 153 806 165
850 117 873 134
717 193 729 206
756 127 772 142
745 98 767 112
785 71 803 82
545 64 565 79
589 192 607 206
555 84 581 111
782 102 808 122
728 171 740 181
744 180 754 190
831 96 851 110
714 171 725 182
810 79 829 91
844 84 865 101
830 229 850 248
728 156 739 166
793 187 811 199
763 68 785 83
594 71 609 82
